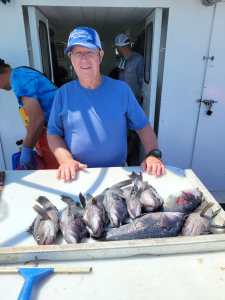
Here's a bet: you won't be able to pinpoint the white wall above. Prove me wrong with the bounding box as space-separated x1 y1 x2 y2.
158 0 214 168
0 2 28 169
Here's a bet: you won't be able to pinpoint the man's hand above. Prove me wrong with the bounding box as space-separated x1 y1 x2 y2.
57 159 87 182
141 156 165 177
20 146 36 169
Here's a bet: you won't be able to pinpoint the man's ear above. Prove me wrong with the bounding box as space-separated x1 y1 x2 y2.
99 50 104 63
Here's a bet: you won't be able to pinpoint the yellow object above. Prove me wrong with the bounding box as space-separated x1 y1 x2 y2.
19 107 29 127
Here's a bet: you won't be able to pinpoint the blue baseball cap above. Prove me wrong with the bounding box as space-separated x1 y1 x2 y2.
65 26 102 54
114 33 130 47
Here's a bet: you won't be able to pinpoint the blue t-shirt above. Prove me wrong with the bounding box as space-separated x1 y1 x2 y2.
48 76 148 167
10 67 57 122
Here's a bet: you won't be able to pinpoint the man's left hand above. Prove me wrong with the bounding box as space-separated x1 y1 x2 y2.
141 156 165 177
20 146 36 170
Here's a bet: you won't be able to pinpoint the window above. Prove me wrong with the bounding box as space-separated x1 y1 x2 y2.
39 20 51 79
144 22 153 83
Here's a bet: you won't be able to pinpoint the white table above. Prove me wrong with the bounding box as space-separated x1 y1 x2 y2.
0 167 225 300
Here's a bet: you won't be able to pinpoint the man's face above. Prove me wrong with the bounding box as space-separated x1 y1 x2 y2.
0 69 11 90
70 45 104 80
116 46 128 58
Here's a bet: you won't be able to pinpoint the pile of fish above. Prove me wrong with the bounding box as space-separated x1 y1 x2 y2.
28 172 225 245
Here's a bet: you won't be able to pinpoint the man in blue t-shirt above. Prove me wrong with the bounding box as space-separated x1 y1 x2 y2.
0 59 58 169
47 26 165 181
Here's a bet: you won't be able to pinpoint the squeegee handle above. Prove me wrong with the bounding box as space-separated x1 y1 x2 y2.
18 277 34 300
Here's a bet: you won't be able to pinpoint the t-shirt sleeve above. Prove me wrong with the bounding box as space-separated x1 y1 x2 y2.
11 69 39 100
47 89 64 137
125 84 148 130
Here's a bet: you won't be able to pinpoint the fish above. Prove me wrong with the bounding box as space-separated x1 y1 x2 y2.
103 188 128 227
59 195 89 243
101 178 134 203
125 172 163 216
164 188 203 214
28 196 59 245
139 184 164 212
79 193 108 238
104 212 185 241
182 201 225 236
125 184 142 219
124 173 143 219
128 172 146 190
77 179 132 233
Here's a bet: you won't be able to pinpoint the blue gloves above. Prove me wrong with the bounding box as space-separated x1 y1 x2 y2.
20 146 36 170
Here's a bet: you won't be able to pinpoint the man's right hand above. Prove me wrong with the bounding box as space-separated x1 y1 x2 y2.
57 159 87 182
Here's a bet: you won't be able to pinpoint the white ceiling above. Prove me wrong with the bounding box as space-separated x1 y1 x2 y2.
38 6 153 42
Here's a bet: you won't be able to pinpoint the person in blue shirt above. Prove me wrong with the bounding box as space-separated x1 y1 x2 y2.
114 33 144 103
47 26 165 181
0 58 58 169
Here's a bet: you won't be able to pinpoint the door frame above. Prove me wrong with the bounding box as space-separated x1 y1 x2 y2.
27 6 54 81
143 8 163 128
20 0 172 8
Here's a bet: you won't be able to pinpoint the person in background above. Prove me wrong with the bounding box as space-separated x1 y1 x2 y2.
114 33 144 104
47 26 165 182
0 58 58 169
114 33 145 165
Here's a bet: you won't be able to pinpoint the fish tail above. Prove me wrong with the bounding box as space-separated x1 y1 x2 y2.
79 193 86 208
61 195 75 206
36 196 51 206
33 204 50 220
129 172 139 179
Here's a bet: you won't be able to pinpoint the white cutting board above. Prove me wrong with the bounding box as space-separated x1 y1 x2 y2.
0 166 221 248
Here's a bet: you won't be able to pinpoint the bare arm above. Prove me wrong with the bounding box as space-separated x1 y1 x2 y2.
47 134 87 181
21 96 45 147
137 124 165 176
47 135 73 164
136 124 158 154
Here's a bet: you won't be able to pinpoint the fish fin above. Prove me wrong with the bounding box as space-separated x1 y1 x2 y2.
129 172 138 179
85 193 98 205
111 179 133 189
33 204 50 220
27 220 35 233
79 193 86 208
61 195 75 206
36 196 50 206
212 207 222 218
129 171 142 181
200 202 214 217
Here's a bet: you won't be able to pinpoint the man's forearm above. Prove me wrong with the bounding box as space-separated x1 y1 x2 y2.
137 124 158 154
23 119 45 148
47 135 73 164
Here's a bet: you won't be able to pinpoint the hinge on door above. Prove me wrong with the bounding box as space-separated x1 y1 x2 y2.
203 56 215 61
